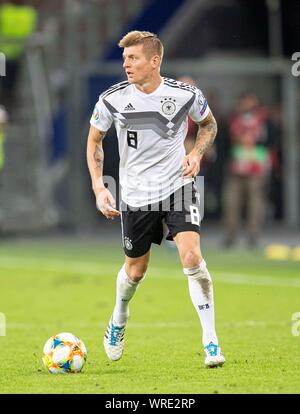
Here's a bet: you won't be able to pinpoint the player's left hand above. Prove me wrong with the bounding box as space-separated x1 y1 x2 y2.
182 152 201 177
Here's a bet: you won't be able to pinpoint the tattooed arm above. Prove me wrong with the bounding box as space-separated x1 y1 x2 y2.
86 125 119 219
183 111 218 177
192 111 218 158
86 125 106 191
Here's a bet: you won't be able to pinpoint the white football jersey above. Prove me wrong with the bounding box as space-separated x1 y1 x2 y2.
90 77 210 207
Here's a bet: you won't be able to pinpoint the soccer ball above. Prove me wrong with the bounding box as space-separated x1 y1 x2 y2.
42 332 87 374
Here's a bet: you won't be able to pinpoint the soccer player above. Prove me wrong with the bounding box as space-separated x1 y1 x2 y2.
86 31 225 368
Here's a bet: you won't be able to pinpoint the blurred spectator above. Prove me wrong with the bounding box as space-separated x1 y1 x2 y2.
203 90 229 218
0 1 37 109
222 92 274 247
267 103 283 220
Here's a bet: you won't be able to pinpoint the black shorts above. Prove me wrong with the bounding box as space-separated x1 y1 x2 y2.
120 182 202 258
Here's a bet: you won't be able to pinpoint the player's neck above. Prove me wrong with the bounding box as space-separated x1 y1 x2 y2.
134 75 162 95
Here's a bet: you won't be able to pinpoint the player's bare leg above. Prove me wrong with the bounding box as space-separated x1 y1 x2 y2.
174 231 225 368
104 251 150 361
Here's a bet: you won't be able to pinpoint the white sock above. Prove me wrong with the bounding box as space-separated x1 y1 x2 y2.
112 265 141 326
183 259 218 347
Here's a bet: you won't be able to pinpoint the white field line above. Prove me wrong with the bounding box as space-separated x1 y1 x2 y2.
6 320 289 330
1 255 300 288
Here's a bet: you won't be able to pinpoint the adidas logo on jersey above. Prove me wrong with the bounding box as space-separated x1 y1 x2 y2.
124 103 135 111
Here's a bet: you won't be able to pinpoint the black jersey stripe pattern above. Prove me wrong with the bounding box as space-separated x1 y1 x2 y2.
102 94 195 139
163 78 197 94
101 81 130 99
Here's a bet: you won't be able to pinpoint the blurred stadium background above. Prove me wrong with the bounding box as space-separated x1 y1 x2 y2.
0 0 300 394
0 0 299 245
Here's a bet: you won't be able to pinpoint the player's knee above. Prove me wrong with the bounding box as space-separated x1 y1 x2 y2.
181 250 202 269
183 260 213 301
183 259 211 281
125 263 148 283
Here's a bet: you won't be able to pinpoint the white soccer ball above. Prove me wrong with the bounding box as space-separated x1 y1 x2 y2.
42 332 87 374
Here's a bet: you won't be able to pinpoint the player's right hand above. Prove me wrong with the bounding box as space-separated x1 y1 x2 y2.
95 187 120 220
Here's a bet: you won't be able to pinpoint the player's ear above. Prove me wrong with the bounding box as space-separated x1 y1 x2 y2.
151 55 160 68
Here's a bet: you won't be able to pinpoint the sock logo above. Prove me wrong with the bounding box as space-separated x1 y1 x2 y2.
198 304 210 310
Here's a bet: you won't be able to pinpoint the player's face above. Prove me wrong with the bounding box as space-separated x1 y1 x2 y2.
122 45 156 85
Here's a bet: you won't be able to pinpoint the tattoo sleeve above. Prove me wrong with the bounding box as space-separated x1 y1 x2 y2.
193 112 218 158
86 128 106 191
94 143 104 173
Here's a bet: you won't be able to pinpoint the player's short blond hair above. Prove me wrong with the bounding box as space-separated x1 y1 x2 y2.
118 30 164 60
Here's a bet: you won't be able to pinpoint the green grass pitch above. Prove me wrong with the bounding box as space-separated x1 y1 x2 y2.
0 236 299 394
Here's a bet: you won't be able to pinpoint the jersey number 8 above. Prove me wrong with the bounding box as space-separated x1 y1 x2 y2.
127 131 138 149
190 205 200 226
